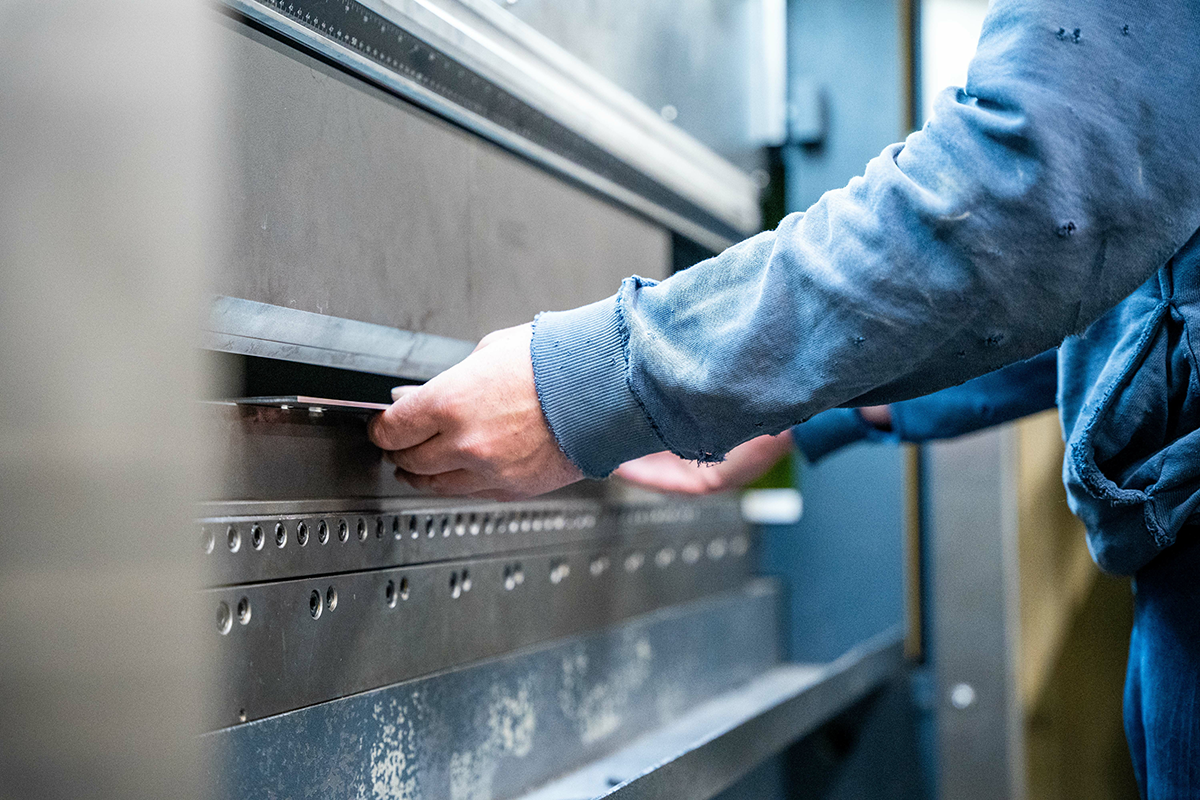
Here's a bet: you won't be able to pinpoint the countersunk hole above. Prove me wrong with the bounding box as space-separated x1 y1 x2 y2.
227 526 241 553
250 524 264 550
238 708 247 723
202 528 215 555
357 517 368 541
317 519 329 545
376 517 385 539
273 522 286 549
338 519 350 543
385 580 398 608
326 586 338 611
461 568 472 592
236 597 252 625
399 576 410 601
296 521 309 547
309 589 322 619
217 601 232 635
449 572 461 599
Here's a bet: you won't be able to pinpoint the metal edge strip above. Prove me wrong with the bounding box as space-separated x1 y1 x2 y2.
203 295 475 380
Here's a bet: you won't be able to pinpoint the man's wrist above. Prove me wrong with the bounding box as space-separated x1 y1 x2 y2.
530 294 666 479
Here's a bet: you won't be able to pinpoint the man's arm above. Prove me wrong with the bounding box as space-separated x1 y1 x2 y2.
372 0 1200 499
615 349 1058 494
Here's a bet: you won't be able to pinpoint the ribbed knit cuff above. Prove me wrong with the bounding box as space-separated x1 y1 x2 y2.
531 295 666 479
790 408 888 464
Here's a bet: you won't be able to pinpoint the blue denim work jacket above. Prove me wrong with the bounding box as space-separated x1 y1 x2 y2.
530 0 1200 574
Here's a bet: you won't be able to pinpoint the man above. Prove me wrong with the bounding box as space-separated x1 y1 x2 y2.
369 1 1199 794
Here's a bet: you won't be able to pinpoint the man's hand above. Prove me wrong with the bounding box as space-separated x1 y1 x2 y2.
614 431 794 495
368 324 583 500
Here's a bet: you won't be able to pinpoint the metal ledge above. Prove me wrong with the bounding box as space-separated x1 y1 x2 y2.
522 628 906 800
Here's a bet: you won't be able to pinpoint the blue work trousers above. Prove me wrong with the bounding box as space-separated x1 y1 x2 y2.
1125 529 1200 798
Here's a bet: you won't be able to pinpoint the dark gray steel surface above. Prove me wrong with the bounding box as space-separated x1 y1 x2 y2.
925 429 1025 800
206 296 474 381
221 0 758 245
525 628 905 800
204 582 781 798
200 496 745 587
215 18 671 343
204 530 757 728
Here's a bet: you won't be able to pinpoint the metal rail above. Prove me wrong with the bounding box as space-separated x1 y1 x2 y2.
522 628 906 800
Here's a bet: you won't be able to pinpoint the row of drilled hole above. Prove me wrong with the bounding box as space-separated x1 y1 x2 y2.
216 535 749 634
202 510 600 555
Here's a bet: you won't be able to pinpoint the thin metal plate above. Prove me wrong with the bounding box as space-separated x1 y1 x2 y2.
234 395 392 414
203 582 781 799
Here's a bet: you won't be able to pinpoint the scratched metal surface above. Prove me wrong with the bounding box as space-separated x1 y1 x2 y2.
204 581 779 800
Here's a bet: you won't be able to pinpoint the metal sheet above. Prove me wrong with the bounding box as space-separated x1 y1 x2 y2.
525 629 905 800
221 0 758 243
199 496 747 587
204 582 781 799
204 534 758 727
234 396 392 414
216 18 673 341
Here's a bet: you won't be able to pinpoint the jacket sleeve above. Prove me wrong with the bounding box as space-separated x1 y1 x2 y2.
792 349 1059 463
530 0 1200 479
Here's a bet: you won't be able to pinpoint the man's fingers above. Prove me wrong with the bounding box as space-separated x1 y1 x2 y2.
386 434 467 476
394 467 493 497
391 384 419 402
369 390 440 451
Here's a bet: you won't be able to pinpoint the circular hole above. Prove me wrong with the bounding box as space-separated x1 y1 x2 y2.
409 516 419 539
682 543 702 564
503 565 515 591
317 520 329 545
655 548 675 568
461 569 472 592
227 526 241 553
399 577 410 601
237 597 252 625
590 556 609 577
468 513 480 535
296 521 309 547
707 539 727 560
357 517 367 541
514 564 524 585
217 601 233 635
520 513 533 533
309 590 322 619
250 524 264 550
238 708 248 723
338 519 350 543
326 586 338 611
454 514 465 536
392 516 401 538
449 572 461 599
274 522 286 549
531 514 544 532
376 517 385 539
385 580 398 608
425 516 435 538
624 552 644 572
483 514 495 535
440 516 451 538
202 528 215 555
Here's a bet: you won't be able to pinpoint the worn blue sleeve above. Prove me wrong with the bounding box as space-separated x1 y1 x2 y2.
531 0 1200 479
792 349 1058 463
